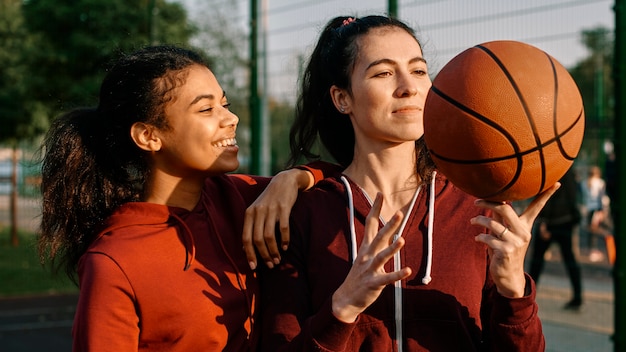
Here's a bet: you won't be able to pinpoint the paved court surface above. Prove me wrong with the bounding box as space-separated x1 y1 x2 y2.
0 261 615 351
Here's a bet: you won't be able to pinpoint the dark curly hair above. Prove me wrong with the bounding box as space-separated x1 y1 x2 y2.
38 45 209 282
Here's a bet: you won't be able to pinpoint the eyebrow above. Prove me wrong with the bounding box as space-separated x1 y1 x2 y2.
366 57 427 70
189 90 227 106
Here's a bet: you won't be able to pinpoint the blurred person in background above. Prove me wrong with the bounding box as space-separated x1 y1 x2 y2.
529 167 583 310
580 165 607 262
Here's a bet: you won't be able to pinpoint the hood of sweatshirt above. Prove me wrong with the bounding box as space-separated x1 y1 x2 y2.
96 201 199 271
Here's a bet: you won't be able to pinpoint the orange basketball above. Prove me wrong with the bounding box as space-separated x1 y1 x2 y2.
423 40 585 201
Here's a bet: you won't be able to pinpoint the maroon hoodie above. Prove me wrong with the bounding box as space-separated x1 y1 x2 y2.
260 173 545 351
73 174 270 352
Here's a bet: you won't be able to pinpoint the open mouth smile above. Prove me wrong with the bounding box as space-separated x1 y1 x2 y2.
213 138 237 148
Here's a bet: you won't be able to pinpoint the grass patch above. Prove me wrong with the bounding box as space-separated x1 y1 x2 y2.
0 228 77 297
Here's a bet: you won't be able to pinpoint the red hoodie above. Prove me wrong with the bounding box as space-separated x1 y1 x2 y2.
73 174 270 352
260 173 545 351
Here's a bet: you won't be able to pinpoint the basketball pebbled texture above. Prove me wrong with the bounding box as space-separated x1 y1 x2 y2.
423 40 585 201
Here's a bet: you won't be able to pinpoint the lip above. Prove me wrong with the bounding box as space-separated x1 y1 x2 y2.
392 105 422 113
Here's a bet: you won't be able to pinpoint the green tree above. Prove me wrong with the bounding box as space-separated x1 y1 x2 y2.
0 0 47 247
21 0 197 117
0 0 46 141
0 0 197 245
268 99 295 173
569 26 614 165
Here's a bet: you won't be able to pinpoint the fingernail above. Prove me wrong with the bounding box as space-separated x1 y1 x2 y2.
273 257 281 265
249 262 256 270
265 261 274 269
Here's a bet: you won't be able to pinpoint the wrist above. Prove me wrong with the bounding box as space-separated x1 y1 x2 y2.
292 163 326 189
496 273 527 298
331 292 359 323
275 168 312 191
296 168 315 190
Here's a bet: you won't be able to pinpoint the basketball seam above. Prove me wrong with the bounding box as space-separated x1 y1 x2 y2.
429 81 582 164
428 130 578 164
428 84 522 198
428 86 523 157
475 44 547 195
549 56 584 161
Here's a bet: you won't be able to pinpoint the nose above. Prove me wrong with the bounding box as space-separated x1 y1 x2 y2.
395 72 419 98
395 72 431 99
222 109 239 128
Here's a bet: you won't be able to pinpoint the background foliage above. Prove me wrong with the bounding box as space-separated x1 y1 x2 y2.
0 0 616 173
21 0 196 118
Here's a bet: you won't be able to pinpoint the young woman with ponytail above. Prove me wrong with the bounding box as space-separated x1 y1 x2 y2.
38 44 334 351
256 15 558 351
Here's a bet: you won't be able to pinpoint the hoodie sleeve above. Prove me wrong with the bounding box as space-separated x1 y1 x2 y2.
481 273 545 351
291 161 343 185
259 208 356 352
226 174 272 206
74 252 139 352
228 161 344 206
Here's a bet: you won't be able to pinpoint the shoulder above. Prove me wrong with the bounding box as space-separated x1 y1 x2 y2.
78 249 127 282
88 202 176 257
204 174 270 205
292 176 347 215
204 174 269 192
433 172 488 216
434 172 479 202
224 174 271 187
300 176 347 200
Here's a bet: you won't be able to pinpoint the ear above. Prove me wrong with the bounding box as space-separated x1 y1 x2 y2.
330 85 351 114
130 122 162 152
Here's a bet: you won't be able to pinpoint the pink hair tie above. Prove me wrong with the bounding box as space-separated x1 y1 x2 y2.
342 17 355 26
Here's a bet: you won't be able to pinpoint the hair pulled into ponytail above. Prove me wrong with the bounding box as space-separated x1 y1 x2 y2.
287 15 435 184
288 15 419 167
39 108 140 280
38 45 208 281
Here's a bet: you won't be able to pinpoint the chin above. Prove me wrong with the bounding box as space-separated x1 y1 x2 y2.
412 130 424 141
224 160 240 173
208 158 240 175
399 132 423 142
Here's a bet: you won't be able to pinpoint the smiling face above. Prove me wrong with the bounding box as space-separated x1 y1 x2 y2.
155 64 240 178
338 27 432 147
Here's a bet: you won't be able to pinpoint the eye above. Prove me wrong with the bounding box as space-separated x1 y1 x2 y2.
199 107 213 113
223 103 232 110
374 71 392 78
413 65 428 76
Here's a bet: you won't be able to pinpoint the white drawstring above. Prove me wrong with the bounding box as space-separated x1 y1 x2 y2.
340 176 359 263
422 171 437 284
341 171 437 351
393 185 421 352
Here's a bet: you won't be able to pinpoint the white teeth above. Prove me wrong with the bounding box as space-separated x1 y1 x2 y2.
214 138 237 148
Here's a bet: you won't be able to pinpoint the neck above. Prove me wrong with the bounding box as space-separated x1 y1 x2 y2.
343 141 420 219
143 170 204 211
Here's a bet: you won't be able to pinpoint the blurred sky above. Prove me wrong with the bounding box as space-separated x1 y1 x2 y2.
182 0 614 100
